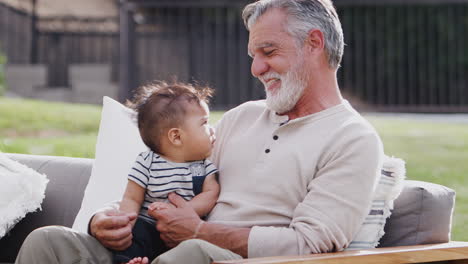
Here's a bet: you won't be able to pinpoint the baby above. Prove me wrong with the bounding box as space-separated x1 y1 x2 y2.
113 81 220 264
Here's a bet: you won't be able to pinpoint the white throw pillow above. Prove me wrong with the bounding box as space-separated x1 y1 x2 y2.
346 155 406 250
72 96 147 232
0 152 49 238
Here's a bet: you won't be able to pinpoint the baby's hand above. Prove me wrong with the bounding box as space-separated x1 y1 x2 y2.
148 202 176 212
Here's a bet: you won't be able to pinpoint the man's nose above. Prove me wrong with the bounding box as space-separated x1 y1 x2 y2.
251 56 269 77
209 126 215 136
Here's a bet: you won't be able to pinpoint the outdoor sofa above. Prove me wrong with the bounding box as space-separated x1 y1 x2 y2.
1 153 468 264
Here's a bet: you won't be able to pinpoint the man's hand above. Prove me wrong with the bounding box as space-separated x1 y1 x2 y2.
90 209 137 251
148 201 176 212
148 193 202 248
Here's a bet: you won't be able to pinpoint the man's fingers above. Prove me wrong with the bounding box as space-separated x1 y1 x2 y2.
160 233 172 246
99 223 132 242
106 210 137 220
90 210 138 251
100 214 135 229
103 232 133 251
168 192 188 208
148 207 164 219
106 209 126 216
148 202 166 211
127 212 137 221
99 224 133 250
155 221 168 233
148 203 157 211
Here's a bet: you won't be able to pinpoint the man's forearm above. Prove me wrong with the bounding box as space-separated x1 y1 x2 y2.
197 222 251 258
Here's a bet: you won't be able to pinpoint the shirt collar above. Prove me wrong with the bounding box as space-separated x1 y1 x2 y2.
267 100 349 125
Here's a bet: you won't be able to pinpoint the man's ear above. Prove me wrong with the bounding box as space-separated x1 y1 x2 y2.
306 29 325 52
167 128 182 146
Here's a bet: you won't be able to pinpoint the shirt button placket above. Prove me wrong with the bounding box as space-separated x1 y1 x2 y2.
266 133 280 154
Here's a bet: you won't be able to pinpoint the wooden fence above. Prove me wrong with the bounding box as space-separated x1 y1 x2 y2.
338 4 468 112
0 1 467 111
0 3 31 64
36 32 117 87
0 2 117 87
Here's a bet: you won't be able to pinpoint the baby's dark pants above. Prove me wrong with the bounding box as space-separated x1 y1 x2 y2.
112 218 168 263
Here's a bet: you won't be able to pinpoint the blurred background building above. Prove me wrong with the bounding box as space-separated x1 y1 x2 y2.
0 0 467 112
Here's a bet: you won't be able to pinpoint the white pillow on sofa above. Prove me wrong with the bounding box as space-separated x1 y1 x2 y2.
346 155 406 250
72 96 147 232
0 152 49 238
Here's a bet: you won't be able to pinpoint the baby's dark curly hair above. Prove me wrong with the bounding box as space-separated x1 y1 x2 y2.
126 81 214 154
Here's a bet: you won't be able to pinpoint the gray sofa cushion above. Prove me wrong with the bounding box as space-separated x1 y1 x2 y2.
378 180 455 247
0 154 93 263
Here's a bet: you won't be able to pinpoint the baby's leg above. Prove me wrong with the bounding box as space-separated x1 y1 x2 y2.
113 218 158 263
114 217 168 263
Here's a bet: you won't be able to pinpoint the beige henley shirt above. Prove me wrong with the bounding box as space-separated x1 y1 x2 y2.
207 100 384 258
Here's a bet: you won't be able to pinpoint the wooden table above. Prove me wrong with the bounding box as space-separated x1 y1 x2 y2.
214 241 468 264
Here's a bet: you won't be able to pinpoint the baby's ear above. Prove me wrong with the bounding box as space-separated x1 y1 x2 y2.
167 128 182 146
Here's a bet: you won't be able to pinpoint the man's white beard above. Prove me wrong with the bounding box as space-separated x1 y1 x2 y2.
261 58 307 114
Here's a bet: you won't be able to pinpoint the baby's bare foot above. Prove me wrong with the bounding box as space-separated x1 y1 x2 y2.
125 257 149 264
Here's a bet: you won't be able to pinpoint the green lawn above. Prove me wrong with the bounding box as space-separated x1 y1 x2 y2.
1 97 467 241
366 116 468 242
0 98 100 157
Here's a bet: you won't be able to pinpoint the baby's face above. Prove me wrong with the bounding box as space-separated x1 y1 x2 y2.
181 101 215 161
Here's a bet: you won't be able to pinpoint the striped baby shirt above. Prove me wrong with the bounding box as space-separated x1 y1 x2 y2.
128 150 218 224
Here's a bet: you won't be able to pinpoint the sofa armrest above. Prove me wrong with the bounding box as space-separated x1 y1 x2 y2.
214 241 468 264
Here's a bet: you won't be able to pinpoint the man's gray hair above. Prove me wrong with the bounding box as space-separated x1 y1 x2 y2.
242 0 344 69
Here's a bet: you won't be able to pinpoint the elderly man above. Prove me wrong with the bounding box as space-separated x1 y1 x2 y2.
15 0 383 263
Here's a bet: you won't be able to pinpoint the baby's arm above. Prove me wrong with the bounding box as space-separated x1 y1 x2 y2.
119 180 146 226
188 173 220 217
